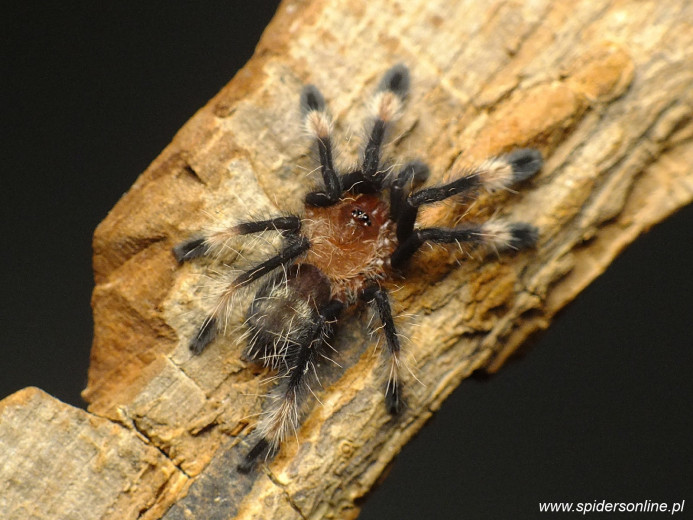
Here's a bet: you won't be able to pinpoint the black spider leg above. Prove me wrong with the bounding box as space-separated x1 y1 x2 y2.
301 85 342 207
389 160 430 222
341 64 411 195
394 168 482 247
360 285 405 415
238 299 344 473
392 148 543 268
391 223 538 270
188 236 311 355
172 216 302 263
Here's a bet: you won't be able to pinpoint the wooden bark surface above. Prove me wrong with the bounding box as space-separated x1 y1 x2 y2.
3 0 693 519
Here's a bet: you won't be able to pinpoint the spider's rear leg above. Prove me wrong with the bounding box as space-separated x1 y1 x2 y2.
172 216 302 263
188 236 310 355
238 298 344 473
243 264 331 368
395 148 543 244
360 285 406 415
390 221 538 269
301 85 342 207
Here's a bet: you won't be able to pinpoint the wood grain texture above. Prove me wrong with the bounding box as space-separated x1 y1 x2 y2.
0 388 187 520
3 0 692 518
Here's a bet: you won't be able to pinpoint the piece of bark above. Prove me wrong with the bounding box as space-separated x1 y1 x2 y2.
4 0 693 518
0 388 188 520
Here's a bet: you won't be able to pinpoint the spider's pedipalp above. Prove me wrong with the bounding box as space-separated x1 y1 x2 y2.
360 285 404 415
395 168 481 243
389 160 430 222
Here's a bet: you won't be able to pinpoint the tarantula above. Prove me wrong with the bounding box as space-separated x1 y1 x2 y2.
173 64 542 473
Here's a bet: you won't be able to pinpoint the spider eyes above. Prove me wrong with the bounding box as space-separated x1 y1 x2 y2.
351 208 372 226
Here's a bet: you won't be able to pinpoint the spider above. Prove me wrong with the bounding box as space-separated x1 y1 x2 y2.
173 64 542 473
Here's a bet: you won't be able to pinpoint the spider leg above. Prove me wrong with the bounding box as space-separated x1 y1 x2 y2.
389 160 430 221
391 221 538 269
238 299 344 473
232 237 310 288
172 216 301 263
188 236 310 354
339 64 411 196
362 64 410 183
301 85 342 207
360 285 405 415
395 148 543 243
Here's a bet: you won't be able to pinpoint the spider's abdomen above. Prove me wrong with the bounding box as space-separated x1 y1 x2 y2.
244 264 331 369
302 193 396 301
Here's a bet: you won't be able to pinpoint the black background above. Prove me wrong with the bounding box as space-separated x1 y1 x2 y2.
3 3 691 519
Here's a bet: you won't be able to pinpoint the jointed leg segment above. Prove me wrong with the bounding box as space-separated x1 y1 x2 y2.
392 149 542 266
172 216 302 263
301 85 342 207
238 298 344 473
188 236 311 355
360 285 405 415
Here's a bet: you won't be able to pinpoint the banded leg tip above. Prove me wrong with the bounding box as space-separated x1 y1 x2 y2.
172 237 207 263
236 460 254 474
300 85 326 115
509 223 539 249
506 148 543 183
385 385 404 416
189 317 217 355
379 63 410 99
237 438 271 474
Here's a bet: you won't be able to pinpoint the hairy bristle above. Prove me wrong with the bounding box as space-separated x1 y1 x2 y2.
304 109 332 139
384 354 403 415
477 157 515 192
259 386 301 449
189 316 217 355
370 90 403 123
481 220 538 252
173 237 208 263
203 225 241 258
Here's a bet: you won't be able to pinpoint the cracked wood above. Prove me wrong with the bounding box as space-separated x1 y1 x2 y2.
2 0 692 519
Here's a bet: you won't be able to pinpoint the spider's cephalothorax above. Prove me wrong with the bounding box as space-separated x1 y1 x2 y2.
173 64 542 473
